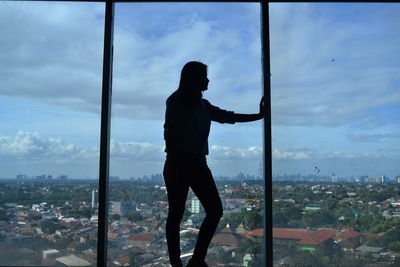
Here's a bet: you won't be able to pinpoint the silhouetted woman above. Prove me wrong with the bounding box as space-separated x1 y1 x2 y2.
163 61 265 267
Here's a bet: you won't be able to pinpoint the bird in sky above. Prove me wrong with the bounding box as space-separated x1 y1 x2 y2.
314 166 320 174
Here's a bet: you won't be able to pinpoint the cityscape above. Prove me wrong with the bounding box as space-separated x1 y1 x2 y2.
0 172 400 266
1 2 400 267
0 175 264 266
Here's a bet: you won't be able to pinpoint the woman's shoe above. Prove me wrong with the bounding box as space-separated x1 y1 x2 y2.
186 258 209 267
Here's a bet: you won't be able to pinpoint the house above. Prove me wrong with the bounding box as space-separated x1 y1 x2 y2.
126 233 155 250
296 229 336 251
113 255 130 266
212 224 246 246
335 229 361 251
355 245 384 254
234 223 247 235
42 249 60 259
108 233 118 240
67 241 82 252
273 228 310 247
56 254 91 266
304 204 322 211
273 228 336 252
67 241 91 253
245 228 263 242
355 245 385 260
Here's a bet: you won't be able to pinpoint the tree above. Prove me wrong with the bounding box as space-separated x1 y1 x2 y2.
315 239 343 265
378 229 400 247
127 211 143 222
273 212 288 227
110 214 121 221
0 209 9 221
393 256 400 266
291 250 325 266
216 246 232 265
237 239 256 254
129 250 143 267
243 210 262 230
388 242 400 252
301 210 335 228
16 237 52 251
41 220 66 234
55 236 74 249
249 254 263 267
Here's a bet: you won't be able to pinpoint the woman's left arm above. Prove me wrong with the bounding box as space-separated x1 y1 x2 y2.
233 97 266 123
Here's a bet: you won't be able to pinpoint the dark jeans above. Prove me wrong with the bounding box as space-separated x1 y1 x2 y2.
163 154 223 265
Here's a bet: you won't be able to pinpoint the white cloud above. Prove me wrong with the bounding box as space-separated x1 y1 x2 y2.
319 151 380 160
0 131 97 161
272 147 382 161
209 145 262 161
0 131 396 178
0 131 169 163
0 130 385 165
110 139 164 161
272 148 309 160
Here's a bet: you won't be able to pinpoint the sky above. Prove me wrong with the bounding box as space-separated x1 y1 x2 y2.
0 2 399 179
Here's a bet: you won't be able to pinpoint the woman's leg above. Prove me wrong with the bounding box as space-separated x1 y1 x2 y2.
164 157 189 266
189 162 223 261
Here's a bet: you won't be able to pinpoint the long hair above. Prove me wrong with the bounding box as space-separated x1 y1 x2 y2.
177 61 207 93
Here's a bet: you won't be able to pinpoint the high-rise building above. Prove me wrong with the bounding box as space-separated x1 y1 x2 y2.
190 197 200 214
358 176 368 183
91 189 96 208
58 175 68 181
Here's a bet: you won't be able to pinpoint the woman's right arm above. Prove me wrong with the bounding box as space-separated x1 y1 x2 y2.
209 97 266 124
233 113 264 123
232 97 266 123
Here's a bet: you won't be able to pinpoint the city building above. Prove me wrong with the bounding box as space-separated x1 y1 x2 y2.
212 224 246 246
273 228 336 252
91 189 97 208
110 201 136 215
58 175 68 181
190 197 200 214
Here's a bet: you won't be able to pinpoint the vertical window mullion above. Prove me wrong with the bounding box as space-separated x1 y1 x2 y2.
97 1 114 267
261 1 273 267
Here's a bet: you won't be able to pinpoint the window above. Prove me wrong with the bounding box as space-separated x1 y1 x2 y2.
108 2 264 266
0 1 104 266
271 3 400 266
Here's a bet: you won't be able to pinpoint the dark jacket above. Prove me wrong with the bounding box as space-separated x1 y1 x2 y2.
164 90 235 157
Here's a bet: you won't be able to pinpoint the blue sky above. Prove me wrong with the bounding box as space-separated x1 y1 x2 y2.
0 2 399 179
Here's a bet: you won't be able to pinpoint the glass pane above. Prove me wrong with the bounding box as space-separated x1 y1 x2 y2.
109 3 264 266
0 1 104 266
271 3 400 266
